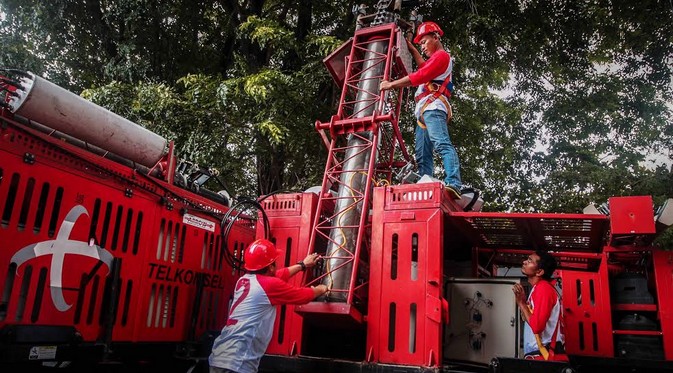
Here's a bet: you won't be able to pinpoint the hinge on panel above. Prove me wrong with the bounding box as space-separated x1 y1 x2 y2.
160 197 174 211
23 152 35 164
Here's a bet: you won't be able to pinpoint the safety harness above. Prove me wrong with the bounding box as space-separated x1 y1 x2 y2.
415 74 454 128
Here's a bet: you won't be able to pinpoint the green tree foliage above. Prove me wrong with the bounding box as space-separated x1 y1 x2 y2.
79 75 258 196
0 0 233 89
418 0 673 214
1 1 671 241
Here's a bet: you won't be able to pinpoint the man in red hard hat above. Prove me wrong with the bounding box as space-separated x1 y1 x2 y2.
380 21 462 199
209 239 328 373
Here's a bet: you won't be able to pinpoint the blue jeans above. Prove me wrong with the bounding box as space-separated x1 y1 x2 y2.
415 109 462 189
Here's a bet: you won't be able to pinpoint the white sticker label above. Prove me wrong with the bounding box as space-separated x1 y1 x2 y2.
28 346 57 360
183 213 216 232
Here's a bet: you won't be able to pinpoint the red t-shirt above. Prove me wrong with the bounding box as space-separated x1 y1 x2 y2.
527 280 558 333
408 50 450 86
258 267 316 305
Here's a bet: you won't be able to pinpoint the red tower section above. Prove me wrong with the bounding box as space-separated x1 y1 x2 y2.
297 23 413 324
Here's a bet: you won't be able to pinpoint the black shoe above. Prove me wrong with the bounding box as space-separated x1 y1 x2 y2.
445 185 461 199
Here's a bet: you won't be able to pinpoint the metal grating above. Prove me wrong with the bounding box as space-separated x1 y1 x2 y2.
448 212 609 252
261 194 302 216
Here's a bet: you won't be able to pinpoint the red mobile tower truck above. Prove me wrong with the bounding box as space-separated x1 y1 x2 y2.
1 1 673 373
253 2 673 373
0 68 257 370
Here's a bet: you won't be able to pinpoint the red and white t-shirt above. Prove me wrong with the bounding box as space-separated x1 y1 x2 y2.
523 280 565 355
209 268 315 373
407 49 452 118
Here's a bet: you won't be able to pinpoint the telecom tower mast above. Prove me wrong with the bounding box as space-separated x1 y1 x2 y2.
299 0 418 322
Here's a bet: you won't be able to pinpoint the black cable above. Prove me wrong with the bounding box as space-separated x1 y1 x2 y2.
219 188 304 270
257 188 303 202
211 173 231 195
257 190 285 202
219 197 270 271
219 204 243 270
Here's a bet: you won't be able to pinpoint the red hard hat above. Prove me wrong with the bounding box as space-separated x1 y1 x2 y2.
244 239 279 271
413 21 443 44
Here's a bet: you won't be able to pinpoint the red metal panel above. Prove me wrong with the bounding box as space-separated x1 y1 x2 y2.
260 193 319 356
323 38 353 88
609 196 656 236
260 193 304 218
367 185 446 367
652 250 673 359
383 182 451 211
0 141 135 341
448 211 608 252
133 211 239 342
560 257 614 357
0 120 253 348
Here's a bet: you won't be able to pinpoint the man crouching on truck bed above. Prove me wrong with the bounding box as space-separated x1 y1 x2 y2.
512 250 568 361
209 239 328 373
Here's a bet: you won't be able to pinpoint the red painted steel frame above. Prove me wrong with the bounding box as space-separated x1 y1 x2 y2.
653 250 673 360
561 255 614 357
258 193 320 356
367 183 450 367
448 211 609 274
456 196 665 363
303 23 412 320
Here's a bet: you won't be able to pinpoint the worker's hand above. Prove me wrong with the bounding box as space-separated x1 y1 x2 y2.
312 284 329 297
405 37 415 49
302 252 321 268
512 283 526 304
379 80 394 91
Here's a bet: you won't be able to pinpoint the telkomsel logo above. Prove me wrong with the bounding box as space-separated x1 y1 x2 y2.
11 205 114 312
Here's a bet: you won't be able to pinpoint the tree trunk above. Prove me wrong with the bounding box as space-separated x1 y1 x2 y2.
256 135 286 195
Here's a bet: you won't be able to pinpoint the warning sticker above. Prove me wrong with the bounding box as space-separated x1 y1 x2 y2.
28 346 57 360
183 213 216 232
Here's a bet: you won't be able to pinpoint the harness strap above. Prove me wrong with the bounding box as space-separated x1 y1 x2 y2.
531 338 550 360
416 74 453 129
417 95 451 128
549 282 564 351
415 76 454 103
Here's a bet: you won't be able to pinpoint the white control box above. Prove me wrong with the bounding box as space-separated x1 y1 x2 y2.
444 278 521 365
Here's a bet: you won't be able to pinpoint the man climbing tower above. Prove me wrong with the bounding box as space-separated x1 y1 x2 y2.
379 21 462 198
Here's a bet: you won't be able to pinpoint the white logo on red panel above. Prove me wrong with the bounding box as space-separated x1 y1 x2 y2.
10 205 113 312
